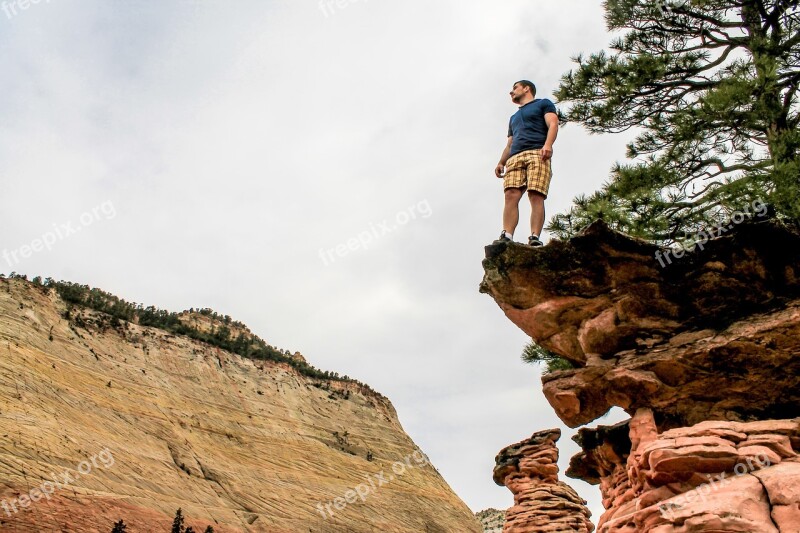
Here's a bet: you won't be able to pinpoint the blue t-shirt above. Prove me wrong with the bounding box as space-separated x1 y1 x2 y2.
507 98 558 157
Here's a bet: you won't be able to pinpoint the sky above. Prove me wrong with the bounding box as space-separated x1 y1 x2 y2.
0 0 633 525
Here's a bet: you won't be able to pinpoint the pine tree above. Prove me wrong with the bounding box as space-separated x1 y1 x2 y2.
521 341 575 373
550 0 800 242
204 527 215 533
110 520 127 533
171 508 185 533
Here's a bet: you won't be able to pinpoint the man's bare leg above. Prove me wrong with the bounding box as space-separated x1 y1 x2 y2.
528 190 545 238
503 187 524 236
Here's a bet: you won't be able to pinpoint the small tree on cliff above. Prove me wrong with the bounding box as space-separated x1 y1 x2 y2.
110 520 127 533
549 0 800 242
171 509 185 533
521 341 575 373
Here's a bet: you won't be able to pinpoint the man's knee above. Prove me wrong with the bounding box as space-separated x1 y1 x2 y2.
504 187 524 202
528 190 545 204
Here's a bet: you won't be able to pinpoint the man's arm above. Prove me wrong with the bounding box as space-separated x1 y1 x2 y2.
541 112 559 161
495 136 513 178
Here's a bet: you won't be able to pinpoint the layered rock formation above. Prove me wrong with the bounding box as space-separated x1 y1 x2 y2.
0 277 482 532
572 409 800 532
492 429 594 532
481 219 800 531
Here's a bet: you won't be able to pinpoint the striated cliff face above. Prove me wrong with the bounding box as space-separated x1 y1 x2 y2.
481 220 800 532
0 277 482 533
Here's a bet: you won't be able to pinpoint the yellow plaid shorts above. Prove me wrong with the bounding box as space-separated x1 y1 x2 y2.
503 149 552 197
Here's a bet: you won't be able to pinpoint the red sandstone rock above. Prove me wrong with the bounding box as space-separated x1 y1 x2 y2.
754 462 800 530
570 416 799 532
481 220 800 429
481 220 800 532
493 429 595 533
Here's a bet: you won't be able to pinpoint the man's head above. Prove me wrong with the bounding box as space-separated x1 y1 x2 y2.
510 80 536 104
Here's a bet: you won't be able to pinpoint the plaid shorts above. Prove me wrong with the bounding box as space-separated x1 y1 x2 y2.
503 149 552 197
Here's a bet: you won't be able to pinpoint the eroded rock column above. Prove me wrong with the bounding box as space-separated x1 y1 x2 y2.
493 429 594 533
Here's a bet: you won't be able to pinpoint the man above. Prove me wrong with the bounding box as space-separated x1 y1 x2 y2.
494 80 559 246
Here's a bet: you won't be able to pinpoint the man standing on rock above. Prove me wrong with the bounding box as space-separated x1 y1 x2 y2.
494 80 559 246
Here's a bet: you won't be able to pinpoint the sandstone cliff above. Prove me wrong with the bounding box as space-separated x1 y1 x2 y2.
481 219 800 532
0 276 482 533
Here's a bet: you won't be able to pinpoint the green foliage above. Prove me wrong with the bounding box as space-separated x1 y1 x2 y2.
169 508 210 533
171 508 185 533
108 513 214 532
551 0 800 242
22 276 375 391
521 341 576 373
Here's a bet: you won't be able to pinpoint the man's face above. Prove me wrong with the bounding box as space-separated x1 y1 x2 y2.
510 83 528 104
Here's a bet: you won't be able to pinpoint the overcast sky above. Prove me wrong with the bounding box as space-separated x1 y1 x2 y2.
1 0 633 525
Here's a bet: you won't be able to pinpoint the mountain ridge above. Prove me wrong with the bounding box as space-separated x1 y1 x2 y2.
0 275 481 532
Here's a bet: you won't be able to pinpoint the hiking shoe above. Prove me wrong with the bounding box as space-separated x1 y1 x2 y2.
495 231 512 243
528 235 543 247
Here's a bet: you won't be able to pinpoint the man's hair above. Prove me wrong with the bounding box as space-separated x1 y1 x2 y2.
515 80 536 95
